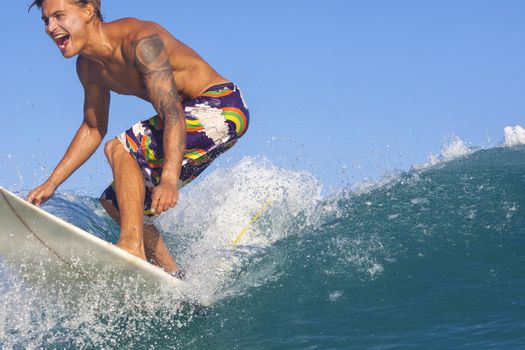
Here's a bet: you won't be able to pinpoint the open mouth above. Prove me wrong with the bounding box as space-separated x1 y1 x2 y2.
54 34 70 51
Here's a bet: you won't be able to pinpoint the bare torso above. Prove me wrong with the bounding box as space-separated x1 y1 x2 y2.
78 18 229 102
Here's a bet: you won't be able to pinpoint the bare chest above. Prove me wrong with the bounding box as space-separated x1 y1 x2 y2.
97 63 148 99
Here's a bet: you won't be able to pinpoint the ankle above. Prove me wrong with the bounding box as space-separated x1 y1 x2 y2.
117 237 144 248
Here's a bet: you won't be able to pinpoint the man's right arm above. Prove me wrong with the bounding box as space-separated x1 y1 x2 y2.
27 59 110 205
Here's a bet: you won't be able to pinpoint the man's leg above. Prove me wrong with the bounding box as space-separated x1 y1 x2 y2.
100 198 181 274
104 139 146 260
143 224 181 274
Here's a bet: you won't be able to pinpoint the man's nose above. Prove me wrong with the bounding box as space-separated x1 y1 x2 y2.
46 18 57 35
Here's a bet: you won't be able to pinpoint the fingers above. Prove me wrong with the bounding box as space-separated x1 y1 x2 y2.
27 183 55 206
150 187 178 215
27 189 45 206
152 197 176 215
150 193 160 215
27 191 38 205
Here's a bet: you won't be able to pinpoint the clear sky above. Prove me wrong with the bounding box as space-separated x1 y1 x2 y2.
1 0 524 195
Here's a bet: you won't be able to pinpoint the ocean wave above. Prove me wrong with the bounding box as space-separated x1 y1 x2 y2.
504 125 525 147
1 133 525 349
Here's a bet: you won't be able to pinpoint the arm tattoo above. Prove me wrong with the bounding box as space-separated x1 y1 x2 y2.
131 34 181 128
131 34 186 172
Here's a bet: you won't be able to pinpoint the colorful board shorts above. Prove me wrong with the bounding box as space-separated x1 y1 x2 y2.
101 82 249 216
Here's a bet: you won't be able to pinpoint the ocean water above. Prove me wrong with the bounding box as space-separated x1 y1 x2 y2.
1 139 525 349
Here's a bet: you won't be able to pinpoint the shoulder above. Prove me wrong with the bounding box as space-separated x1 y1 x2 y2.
119 18 170 59
76 56 105 89
115 18 166 45
76 56 92 85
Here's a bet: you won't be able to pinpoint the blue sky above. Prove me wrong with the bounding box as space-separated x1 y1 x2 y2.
1 0 524 195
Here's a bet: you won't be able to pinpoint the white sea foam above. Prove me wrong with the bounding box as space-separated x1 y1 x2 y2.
156 156 323 304
413 135 474 170
0 259 195 349
413 126 525 171
441 135 474 161
503 125 525 147
328 290 344 302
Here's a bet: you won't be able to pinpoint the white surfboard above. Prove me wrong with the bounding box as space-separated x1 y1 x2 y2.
0 186 186 297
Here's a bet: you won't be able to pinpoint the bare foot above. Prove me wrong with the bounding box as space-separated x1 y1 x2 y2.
116 239 146 260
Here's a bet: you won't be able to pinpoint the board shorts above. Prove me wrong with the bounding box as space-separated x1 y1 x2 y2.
100 82 249 216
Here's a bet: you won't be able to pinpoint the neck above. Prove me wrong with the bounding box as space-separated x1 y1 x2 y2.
79 21 116 64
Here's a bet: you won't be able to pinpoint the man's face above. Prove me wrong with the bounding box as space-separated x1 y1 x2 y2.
41 0 89 58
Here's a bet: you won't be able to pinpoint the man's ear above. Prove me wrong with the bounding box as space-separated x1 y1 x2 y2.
82 2 96 22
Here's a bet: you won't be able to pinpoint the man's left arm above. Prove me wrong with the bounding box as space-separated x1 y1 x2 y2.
131 34 186 215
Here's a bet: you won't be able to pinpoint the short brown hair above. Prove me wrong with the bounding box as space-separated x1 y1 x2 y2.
29 0 103 22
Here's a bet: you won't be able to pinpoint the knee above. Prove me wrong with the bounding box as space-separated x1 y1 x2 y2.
104 139 123 164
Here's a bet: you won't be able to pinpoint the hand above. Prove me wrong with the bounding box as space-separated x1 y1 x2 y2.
27 180 57 206
150 178 179 216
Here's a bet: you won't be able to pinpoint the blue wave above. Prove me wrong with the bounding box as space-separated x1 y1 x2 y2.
1 147 524 349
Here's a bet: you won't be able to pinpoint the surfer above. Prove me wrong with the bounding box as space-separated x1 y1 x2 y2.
26 0 249 277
